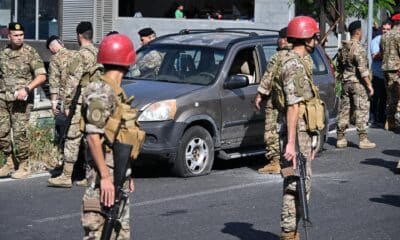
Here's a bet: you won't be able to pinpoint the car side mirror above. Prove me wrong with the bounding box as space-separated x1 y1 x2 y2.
224 74 249 89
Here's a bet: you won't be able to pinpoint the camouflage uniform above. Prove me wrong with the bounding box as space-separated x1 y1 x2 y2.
81 76 131 240
131 50 163 77
48 44 97 187
278 50 314 233
0 43 46 177
49 47 82 101
48 47 81 166
381 27 400 130
337 39 375 148
257 46 291 173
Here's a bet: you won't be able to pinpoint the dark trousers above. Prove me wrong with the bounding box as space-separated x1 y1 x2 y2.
370 76 387 123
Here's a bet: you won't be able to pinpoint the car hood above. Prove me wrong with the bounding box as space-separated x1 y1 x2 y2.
122 79 204 109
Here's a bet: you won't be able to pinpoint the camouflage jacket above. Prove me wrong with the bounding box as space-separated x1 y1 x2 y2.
82 75 118 167
337 39 370 83
64 44 98 109
257 46 292 97
381 28 400 72
48 47 81 100
0 43 46 100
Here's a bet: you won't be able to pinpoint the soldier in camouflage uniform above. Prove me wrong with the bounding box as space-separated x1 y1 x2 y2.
48 22 98 187
0 22 46 179
381 13 400 132
276 16 320 240
381 13 400 173
128 27 163 78
336 20 376 149
81 33 136 240
46 35 81 170
255 27 290 174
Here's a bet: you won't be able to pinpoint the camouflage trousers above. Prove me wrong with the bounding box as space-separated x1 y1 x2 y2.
0 99 31 164
337 81 370 135
82 163 131 240
64 104 83 164
264 105 280 161
384 72 400 128
280 128 312 233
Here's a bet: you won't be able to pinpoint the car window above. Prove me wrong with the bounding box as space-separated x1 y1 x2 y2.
261 45 327 75
228 47 258 85
310 49 328 75
126 45 225 85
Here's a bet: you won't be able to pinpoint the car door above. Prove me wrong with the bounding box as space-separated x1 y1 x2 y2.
219 45 265 149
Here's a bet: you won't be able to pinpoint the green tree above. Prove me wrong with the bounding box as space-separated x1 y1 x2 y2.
288 0 396 20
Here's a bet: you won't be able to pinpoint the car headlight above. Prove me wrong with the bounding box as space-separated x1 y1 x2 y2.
138 99 177 121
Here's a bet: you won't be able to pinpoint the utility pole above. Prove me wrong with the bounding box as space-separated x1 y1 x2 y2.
367 0 374 67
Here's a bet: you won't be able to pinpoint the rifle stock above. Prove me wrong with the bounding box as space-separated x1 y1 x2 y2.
100 141 132 240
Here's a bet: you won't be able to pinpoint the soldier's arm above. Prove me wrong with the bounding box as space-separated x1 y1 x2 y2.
27 48 47 90
48 57 60 103
282 59 304 167
354 46 373 95
64 53 84 110
255 53 280 109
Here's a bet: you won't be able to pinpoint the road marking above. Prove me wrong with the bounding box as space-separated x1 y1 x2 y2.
33 180 278 223
33 171 349 224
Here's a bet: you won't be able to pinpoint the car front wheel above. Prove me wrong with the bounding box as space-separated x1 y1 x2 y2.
172 126 214 177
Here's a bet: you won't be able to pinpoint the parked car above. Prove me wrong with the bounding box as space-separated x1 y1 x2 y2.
123 29 337 177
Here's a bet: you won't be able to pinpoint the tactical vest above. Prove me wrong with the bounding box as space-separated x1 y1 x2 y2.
271 53 325 133
102 76 146 160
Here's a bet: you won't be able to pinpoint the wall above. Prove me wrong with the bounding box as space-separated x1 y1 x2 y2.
113 0 294 47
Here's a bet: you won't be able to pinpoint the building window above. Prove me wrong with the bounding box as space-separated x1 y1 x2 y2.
119 0 254 20
0 0 59 40
0 0 13 39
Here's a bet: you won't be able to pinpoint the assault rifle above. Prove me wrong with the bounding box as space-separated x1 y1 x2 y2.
100 141 132 240
58 85 82 150
296 151 312 240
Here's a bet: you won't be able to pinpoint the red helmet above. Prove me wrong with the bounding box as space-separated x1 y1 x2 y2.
97 34 136 67
287 16 320 39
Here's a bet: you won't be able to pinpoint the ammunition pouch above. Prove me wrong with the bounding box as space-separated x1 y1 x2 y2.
83 197 102 213
104 100 145 161
299 97 326 133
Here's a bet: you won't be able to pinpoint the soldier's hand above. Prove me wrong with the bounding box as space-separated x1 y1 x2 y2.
100 176 115 207
15 88 28 101
284 142 297 169
368 85 374 97
254 94 263 111
129 178 135 193
64 109 70 116
51 102 59 115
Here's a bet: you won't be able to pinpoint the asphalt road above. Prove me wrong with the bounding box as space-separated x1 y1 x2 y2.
0 128 399 240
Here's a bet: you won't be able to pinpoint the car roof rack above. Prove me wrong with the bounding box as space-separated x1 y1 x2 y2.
179 28 279 36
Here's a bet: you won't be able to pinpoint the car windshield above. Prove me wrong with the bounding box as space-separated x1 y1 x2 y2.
126 45 225 85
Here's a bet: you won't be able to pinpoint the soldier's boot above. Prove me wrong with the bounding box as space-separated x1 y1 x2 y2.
0 155 15 177
336 132 348 148
258 158 281 174
47 162 73 188
280 231 300 240
396 160 400 174
359 134 376 149
11 161 31 179
74 178 88 187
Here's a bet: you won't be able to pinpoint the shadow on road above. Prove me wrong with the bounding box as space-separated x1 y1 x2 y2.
382 149 400 158
370 195 400 208
360 158 398 173
221 222 279 240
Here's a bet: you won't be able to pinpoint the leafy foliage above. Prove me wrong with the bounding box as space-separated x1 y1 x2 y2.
288 0 396 20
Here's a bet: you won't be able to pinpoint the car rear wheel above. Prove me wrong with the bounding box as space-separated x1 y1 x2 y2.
172 126 214 177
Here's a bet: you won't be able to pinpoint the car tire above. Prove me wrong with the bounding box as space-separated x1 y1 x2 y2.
172 126 214 177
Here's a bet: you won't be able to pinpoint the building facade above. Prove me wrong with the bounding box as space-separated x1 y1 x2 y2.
1 0 294 48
